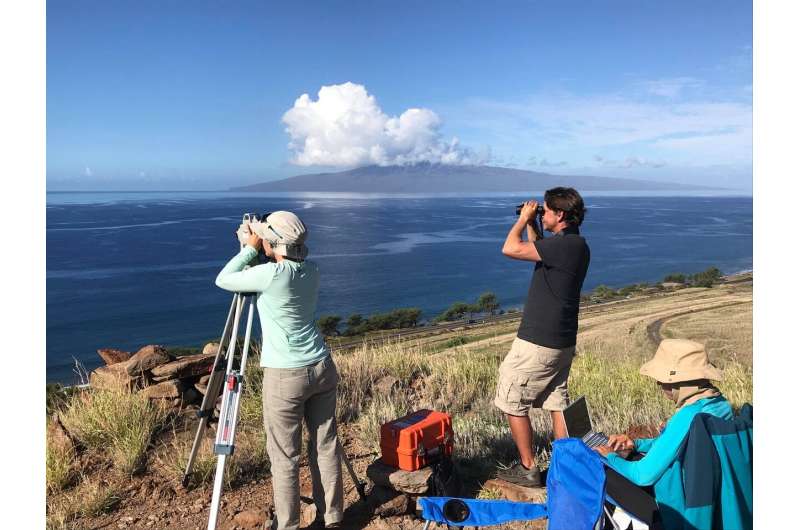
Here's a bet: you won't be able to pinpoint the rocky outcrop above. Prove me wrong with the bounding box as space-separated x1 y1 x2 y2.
89 363 144 392
90 342 219 409
150 353 215 380
366 460 432 495
125 345 172 376
96 348 131 365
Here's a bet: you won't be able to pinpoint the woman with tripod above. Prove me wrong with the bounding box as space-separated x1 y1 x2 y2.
216 210 343 530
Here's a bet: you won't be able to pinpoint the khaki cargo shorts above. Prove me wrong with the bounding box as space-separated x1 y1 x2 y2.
494 337 576 416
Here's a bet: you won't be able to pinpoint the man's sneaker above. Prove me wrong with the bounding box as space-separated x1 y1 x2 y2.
495 461 544 488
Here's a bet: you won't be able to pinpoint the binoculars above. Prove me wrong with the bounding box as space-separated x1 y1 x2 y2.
515 203 544 216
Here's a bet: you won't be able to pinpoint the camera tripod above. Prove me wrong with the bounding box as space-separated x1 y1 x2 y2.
183 286 366 530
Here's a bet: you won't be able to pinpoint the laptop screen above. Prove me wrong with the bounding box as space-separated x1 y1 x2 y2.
563 396 593 438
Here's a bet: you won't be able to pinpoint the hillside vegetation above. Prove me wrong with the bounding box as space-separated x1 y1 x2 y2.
45 273 752 530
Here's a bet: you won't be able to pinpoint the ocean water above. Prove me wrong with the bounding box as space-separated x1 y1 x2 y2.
46 192 752 383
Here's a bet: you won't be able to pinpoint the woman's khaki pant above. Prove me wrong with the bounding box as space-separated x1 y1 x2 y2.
262 356 343 530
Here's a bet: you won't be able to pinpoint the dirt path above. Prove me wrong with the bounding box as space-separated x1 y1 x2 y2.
645 300 752 346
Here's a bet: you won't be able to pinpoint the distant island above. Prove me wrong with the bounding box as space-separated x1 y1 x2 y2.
231 163 719 193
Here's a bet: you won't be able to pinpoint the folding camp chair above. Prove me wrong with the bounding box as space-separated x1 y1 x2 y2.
418 438 609 530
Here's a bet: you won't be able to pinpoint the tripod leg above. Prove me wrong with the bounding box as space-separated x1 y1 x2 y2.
207 454 228 530
338 440 367 501
206 294 257 529
183 294 240 487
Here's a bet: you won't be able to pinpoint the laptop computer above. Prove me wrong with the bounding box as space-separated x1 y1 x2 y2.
562 396 609 448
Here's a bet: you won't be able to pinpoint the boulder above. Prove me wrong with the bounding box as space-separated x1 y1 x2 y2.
366 460 432 495
150 353 215 380
300 499 317 527
232 509 266 528
373 375 401 396
90 363 143 392
203 342 221 355
49 413 75 452
97 348 131 366
125 345 172 376
140 379 184 399
368 485 412 517
481 478 546 503
180 386 201 405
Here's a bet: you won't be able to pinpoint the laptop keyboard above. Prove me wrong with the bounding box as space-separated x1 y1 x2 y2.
581 432 609 448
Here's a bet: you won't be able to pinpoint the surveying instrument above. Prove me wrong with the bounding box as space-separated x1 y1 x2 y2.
182 213 366 530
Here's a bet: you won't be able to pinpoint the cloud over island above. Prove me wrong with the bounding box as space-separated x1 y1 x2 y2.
282 82 485 167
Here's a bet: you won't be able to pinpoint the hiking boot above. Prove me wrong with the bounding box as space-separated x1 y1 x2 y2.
495 461 544 487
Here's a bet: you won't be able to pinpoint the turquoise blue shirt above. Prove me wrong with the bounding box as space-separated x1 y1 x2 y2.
215 245 330 369
605 396 734 528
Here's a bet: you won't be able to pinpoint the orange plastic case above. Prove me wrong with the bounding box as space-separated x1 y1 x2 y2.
380 409 454 471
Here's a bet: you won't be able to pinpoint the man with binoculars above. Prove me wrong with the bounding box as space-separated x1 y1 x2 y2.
495 187 590 487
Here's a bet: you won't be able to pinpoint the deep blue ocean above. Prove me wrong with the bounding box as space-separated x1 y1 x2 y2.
46 192 752 384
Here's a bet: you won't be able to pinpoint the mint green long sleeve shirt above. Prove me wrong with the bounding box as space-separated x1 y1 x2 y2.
215 245 330 369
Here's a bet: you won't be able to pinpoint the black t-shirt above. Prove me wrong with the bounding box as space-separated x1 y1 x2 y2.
517 225 590 348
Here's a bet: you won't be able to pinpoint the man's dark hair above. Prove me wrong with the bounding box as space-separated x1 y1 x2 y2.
544 187 586 226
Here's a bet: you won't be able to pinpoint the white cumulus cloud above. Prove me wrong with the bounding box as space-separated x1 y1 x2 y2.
282 82 483 167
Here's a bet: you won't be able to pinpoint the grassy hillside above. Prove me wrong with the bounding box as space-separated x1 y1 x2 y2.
45 274 752 530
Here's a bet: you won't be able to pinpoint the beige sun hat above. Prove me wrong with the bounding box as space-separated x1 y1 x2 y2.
251 211 309 260
639 339 723 383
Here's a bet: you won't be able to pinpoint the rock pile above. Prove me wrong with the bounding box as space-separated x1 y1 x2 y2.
90 344 219 407
364 459 440 518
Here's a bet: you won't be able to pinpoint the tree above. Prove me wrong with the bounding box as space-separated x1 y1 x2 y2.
344 314 365 336
476 292 500 315
435 301 473 322
389 308 422 328
690 267 722 288
593 285 615 300
317 315 341 336
663 273 686 284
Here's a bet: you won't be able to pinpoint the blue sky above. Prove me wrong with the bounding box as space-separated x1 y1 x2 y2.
46 0 753 191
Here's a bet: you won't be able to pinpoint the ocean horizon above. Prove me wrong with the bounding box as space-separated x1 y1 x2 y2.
46 192 753 384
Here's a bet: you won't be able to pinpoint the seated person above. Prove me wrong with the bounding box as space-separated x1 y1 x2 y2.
594 339 732 529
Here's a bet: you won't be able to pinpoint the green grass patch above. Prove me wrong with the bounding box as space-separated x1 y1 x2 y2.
59 388 169 474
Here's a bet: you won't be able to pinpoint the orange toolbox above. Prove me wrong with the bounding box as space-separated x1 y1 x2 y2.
380 409 454 471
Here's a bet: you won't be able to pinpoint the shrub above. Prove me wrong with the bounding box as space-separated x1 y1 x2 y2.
443 336 469 348
593 285 616 300
343 308 423 335
317 315 342 336
663 273 686 283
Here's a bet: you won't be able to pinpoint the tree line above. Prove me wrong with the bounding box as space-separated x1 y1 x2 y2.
317 291 501 337
318 267 728 336
585 267 724 303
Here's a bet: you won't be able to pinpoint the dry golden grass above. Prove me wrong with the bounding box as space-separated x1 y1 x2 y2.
46 476 121 529
154 424 270 488
338 280 753 481
46 421 76 493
